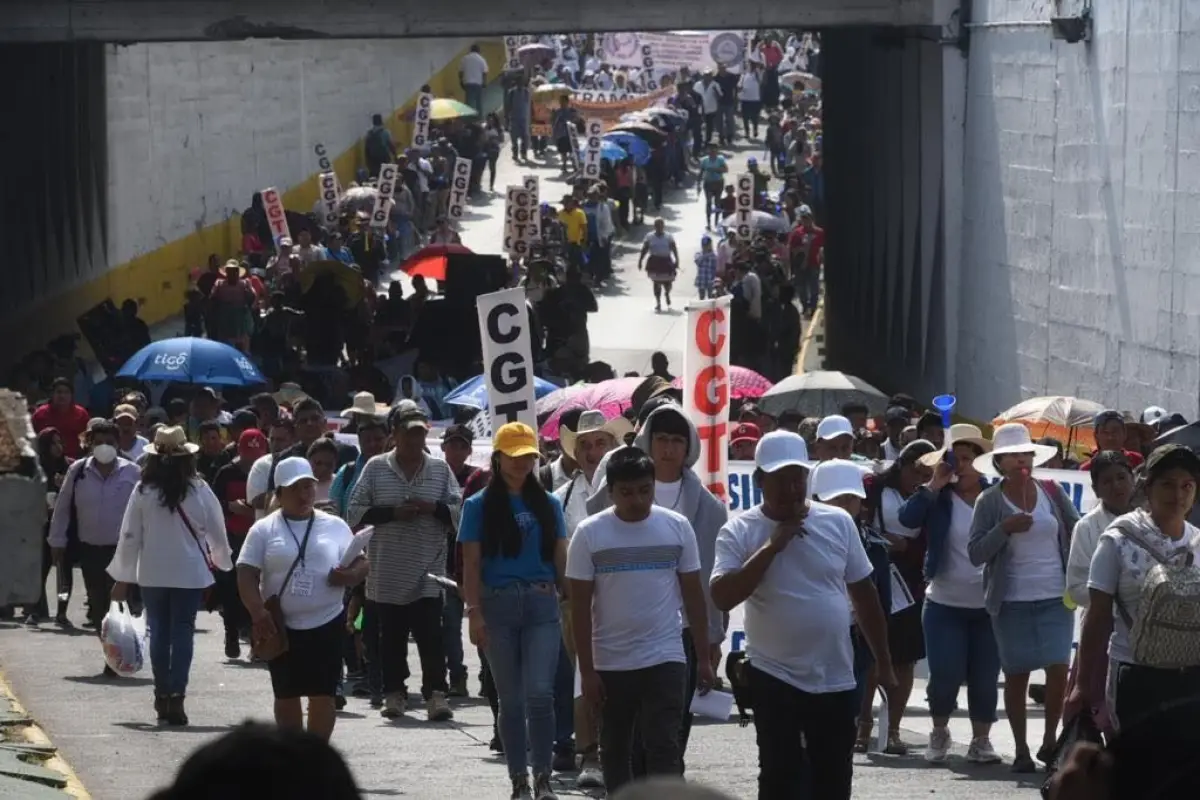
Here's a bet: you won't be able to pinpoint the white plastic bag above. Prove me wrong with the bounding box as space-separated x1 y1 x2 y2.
100 601 147 677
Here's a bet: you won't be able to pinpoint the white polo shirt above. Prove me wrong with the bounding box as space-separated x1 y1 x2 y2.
712 502 872 693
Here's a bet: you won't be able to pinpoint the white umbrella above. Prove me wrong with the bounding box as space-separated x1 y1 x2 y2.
758 370 888 418
995 396 1107 429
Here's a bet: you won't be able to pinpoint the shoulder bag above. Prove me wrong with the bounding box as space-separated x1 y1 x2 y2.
251 514 315 662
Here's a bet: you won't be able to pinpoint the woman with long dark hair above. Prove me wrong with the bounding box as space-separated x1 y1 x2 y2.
459 422 567 800
858 438 938 754
27 428 73 625
109 426 232 726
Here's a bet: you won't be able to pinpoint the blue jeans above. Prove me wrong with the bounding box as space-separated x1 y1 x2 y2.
922 600 1001 722
465 84 483 114
140 587 204 696
553 629 574 755
481 582 561 779
442 592 467 684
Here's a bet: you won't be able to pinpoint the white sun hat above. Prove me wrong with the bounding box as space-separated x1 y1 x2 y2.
918 423 993 468
810 459 872 501
972 423 1057 475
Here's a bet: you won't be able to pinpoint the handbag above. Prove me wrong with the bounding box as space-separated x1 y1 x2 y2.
251 514 314 662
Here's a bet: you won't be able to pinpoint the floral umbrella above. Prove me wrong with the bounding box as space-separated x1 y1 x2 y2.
670 365 772 401
539 377 645 440
536 383 592 418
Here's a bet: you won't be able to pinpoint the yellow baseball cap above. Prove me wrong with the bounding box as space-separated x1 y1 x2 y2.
493 422 540 459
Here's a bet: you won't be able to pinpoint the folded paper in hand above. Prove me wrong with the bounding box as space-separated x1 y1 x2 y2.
339 526 374 568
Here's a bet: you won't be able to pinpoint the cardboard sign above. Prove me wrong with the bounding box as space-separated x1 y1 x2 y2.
413 92 433 150
318 171 341 229
261 187 290 245
477 288 539 433
314 142 334 173
523 174 539 204
641 44 659 92
504 186 534 258
734 173 754 239
582 117 604 181
502 34 537 72
530 87 672 137
684 298 732 501
371 163 399 229
447 157 472 224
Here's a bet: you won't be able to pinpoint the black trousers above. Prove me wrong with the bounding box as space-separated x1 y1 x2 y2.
1114 661 1200 731
214 535 248 637
598 661 688 795
704 113 718 144
376 596 447 699
78 543 116 629
632 630 697 776
747 663 857 800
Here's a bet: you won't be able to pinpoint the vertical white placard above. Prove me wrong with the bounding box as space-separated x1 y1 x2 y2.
477 287 539 433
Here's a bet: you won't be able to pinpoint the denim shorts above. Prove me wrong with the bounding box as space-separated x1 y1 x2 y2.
993 598 1073 674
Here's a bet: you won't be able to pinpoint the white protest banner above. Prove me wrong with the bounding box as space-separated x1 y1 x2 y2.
314 142 334 173
318 171 341 228
582 117 604 182
502 34 536 72
503 186 534 259
684 297 732 502
412 92 434 150
600 32 747 73
477 288 539 433
261 187 291 246
734 173 754 239
447 157 472 225
371 163 399 230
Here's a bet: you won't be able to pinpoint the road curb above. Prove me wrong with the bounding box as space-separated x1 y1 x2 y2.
0 670 90 799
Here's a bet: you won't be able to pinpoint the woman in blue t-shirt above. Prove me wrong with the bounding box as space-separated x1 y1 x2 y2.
459 422 567 800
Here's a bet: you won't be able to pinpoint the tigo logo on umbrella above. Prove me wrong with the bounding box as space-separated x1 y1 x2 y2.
154 353 188 371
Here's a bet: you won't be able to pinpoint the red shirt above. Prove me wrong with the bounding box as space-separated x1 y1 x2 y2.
31 403 90 458
787 225 825 270
760 42 784 69
1080 449 1144 470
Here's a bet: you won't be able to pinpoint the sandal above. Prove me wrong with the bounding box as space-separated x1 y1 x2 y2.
853 721 873 753
884 731 908 756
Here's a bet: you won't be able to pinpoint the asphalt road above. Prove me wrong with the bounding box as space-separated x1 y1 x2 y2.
0 145 1043 799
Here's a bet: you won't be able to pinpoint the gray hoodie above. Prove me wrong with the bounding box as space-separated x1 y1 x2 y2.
586 404 729 647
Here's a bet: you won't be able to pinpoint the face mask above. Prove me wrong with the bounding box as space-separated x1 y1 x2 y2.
92 444 117 464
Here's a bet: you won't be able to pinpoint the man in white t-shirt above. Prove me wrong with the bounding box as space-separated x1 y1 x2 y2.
246 417 297 520
568 447 714 795
710 431 894 800
459 44 489 114
698 73 723 145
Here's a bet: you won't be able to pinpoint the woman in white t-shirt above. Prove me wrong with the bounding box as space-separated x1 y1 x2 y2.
638 218 679 313
859 439 936 755
966 423 1079 773
897 425 1002 765
237 457 365 742
1075 444 1200 732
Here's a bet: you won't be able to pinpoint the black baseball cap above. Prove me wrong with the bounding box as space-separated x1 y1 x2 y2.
443 424 473 446
1093 409 1125 430
1144 443 1200 478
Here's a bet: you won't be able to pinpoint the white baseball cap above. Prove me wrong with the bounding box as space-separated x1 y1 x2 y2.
816 415 854 441
810 459 871 501
754 430 812 473
1142 406 1168 425
273 456 317 488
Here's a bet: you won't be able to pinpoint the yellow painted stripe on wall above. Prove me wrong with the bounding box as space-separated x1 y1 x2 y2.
3 40 505 363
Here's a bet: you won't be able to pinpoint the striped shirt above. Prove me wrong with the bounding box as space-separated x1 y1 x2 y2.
346 452 462 605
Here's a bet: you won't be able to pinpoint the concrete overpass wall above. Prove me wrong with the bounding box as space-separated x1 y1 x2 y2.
1 37 501 359
957 0 1200 420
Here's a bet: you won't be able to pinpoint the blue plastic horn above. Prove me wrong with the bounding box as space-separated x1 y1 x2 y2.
932 394 956 429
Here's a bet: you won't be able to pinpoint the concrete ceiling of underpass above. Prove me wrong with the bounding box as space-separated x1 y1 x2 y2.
9 0 938 42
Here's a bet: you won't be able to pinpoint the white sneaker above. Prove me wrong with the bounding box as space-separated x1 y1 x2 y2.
426 691 454 722
966 736 1002 764
925 727 951 763
381 692 406 718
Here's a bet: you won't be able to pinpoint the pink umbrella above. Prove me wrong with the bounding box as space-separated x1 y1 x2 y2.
535 383 593 417
670 365 773 400
539 377 645 440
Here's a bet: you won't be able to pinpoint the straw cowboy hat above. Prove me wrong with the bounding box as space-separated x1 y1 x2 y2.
341 391 389 418
918 423 993 468
972 422 1056 475
143 425 200 456
272 382 309 407
561 410 635 456
222 259 247 278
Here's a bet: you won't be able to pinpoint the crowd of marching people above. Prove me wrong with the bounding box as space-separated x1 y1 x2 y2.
8 27 1200 800
14 366 1200 800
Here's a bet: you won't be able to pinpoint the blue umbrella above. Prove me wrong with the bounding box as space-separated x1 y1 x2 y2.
444 374 559 410
117 337 266 386
601 132 651 166
579 138 629 165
